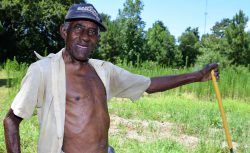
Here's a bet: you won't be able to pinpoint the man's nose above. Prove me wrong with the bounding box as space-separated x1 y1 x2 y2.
79 30 90 41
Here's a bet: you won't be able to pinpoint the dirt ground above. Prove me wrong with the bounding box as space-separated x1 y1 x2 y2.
109 114 199 149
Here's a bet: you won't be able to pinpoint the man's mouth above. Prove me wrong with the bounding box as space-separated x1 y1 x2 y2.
77 44 88 49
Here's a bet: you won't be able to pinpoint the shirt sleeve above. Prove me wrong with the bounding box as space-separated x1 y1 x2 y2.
109 63 151 101
11 63 42 119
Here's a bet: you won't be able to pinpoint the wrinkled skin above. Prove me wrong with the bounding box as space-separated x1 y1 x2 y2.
63 20 98 62
3 19 219 153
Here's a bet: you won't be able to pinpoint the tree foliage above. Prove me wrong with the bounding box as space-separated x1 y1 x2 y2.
196 34 230 67
145 21 181 66
117 0 145 65
97 14 124 63
178 27 200 67
211 18 232 38
0 1 249 69
225 10 250 66
0 0 86 63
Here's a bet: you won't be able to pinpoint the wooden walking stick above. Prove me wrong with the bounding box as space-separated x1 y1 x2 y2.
211 70 234 153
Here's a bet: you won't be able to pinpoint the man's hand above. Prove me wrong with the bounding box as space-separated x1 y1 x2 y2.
198 63 219 82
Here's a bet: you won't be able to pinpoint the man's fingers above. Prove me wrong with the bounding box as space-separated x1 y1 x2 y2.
209 63 219 80
215 70 220 80
208 63 219 70
199 63 220 82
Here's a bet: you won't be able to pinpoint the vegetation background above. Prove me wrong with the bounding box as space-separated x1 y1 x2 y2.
0 0 249 152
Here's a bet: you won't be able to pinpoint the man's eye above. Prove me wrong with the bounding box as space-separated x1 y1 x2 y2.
76 26 82 30
88 29 97 36
73 25 83 31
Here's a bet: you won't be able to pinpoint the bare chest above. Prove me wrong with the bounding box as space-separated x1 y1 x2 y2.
63 64 110 152
64 65 108 125
66 70 106 103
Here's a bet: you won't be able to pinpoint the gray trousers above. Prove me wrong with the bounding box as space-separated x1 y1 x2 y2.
108 145 115 153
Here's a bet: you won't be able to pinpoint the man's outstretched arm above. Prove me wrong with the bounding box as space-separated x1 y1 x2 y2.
146 63 219 94
3 109 23 153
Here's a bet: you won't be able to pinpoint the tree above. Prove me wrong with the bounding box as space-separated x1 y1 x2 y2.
145 21 181 66
178 27 200 67
225 10 250 66
117 0 145 65
196 34 230 68
0 0 86 63
204 18 233 67
211 18 232 38
96 14 124 63
0 21 3 33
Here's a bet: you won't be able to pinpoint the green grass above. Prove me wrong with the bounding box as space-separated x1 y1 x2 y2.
0 68 38 153
109 136 185 153
108 93 250 152
119 62 250 101
0 60 250 152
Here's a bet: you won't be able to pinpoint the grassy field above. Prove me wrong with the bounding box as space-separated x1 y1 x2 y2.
108 94 250 153
0 61 250 153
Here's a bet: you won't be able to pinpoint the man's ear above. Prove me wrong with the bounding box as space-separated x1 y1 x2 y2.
97 35 101 41
60 24 67 41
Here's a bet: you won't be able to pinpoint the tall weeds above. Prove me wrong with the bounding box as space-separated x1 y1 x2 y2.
2 60 250 101
119 62 250 101
4 58 28 94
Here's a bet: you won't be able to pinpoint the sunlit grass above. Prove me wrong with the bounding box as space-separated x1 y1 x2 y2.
109 93 250 152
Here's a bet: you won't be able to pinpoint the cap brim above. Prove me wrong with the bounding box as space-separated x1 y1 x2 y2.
65 17 106 32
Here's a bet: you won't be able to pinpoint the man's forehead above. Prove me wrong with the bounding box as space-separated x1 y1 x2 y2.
69 20 98 28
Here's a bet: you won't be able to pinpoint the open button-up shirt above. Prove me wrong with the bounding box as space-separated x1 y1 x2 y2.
11 48 151 153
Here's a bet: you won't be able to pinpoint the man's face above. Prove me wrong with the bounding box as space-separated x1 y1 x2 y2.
65 20 99 62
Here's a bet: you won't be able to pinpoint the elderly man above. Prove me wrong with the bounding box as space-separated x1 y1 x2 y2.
3 3 218 153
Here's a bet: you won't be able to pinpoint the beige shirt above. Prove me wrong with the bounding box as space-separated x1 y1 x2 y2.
11 48 151 153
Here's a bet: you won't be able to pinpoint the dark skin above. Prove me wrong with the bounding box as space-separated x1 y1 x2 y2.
61 20 109 153
3 109 22 153
3 20 219 153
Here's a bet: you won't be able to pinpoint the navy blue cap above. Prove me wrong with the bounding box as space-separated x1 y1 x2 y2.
65 3 106 32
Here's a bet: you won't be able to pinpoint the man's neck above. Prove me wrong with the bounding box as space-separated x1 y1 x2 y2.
62 50 89 66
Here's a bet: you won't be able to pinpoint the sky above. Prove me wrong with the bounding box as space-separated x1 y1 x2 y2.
88 0 250 39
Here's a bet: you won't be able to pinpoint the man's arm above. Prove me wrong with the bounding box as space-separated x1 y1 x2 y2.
146 63 219 94
3 109 23 153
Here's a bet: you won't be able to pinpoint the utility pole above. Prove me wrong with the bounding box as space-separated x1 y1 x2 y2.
204 0 208 34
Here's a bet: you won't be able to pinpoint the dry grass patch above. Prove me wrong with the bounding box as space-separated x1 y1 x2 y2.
109 114 199 149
